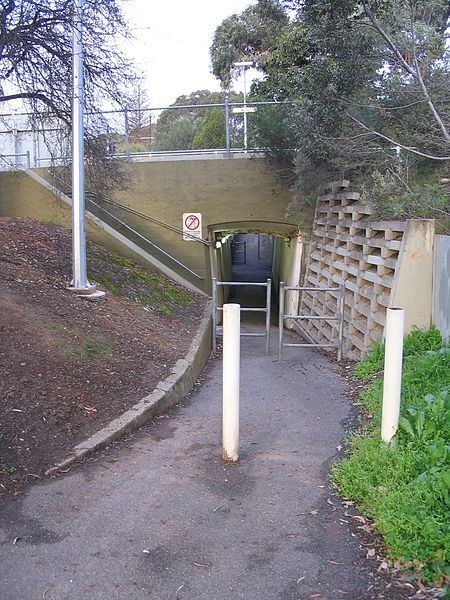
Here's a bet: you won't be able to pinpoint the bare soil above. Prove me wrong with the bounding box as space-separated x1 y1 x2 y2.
0 217 207 502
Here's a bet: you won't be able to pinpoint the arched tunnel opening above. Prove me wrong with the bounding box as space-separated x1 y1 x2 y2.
210 222 303 332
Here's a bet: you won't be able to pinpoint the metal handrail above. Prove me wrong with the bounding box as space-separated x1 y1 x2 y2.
88 199 205 281
0 151 30 167
212 277 272 354
278 283 345 361
90 195 211 246
0 99 294 165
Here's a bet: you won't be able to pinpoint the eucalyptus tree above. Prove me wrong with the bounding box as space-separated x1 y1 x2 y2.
211 0 450 217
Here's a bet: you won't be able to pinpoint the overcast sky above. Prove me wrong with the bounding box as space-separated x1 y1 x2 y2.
123 0 257 108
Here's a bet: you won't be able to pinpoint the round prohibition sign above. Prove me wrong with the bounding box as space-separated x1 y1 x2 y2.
184 214 200 230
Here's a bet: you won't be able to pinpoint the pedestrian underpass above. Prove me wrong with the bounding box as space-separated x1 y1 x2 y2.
0 156 310 297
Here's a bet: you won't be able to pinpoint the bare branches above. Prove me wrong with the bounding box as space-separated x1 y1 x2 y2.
0 0 132 116
360 0 450 144
346 112 450 161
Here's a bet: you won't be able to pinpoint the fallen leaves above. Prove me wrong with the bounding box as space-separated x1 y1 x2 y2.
193 562 209 569
351 514 367 524
327 498 336 511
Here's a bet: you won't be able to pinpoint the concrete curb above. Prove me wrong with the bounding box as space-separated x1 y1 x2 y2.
46 302 212 475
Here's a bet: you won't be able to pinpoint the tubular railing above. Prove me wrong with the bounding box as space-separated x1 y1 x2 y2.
212 277 272 354
90 195 211 246
0 151 30 167
0 100 293 166
278 283 345 362
86 198 205 281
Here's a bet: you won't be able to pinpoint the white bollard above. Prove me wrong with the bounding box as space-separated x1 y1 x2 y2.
381 307 405 445
222 303 240 462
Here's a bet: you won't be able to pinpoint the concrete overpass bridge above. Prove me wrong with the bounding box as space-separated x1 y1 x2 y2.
0 154 311 298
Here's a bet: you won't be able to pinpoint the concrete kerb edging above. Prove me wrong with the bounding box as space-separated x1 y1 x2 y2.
46 302 212 476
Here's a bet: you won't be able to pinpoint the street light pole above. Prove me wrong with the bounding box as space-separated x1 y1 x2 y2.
234 61 253 152
70 0 95 293
243 67 248 151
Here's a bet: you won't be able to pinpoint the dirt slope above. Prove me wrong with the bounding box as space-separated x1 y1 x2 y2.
0 217 206 500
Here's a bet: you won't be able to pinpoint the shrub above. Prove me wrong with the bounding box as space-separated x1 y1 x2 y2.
333 329 450 585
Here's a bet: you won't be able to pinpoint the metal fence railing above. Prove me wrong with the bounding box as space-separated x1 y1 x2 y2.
212 277 272 354
278 283 345 362
0 100 294 169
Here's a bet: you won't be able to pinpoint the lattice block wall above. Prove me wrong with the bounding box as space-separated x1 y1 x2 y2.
299 180 408 361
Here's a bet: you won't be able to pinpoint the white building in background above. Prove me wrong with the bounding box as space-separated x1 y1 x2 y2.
0 113 68 170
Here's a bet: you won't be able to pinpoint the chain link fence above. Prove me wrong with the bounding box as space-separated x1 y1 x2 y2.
0 100 294 169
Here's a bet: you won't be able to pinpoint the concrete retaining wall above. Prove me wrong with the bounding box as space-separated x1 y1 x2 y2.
0 158 298 294
47 302 212 473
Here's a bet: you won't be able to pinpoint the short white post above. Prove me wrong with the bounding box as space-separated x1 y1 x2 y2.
222 303 240 462
381 307 405 445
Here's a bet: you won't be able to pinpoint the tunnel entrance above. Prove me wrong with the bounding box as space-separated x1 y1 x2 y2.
229 234 274 326
230 233 274 284
210 221 302 351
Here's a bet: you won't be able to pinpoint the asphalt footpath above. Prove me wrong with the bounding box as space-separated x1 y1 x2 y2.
0 325 399 600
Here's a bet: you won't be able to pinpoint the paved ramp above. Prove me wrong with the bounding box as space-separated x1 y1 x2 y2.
0 332 399 599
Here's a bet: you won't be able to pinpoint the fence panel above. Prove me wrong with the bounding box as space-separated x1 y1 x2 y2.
212 277 271 354
278 283 345 362
433 234 450 342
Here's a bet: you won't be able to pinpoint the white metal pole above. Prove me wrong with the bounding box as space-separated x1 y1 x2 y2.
212 277 217 353
71 0 90 290
381 307 405 445
265 278 271 355
243 67 248 151
278 282 285 362
222 303 240 462
225 95 231 158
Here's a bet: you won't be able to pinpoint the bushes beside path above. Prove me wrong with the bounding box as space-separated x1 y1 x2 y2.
332 327 449 588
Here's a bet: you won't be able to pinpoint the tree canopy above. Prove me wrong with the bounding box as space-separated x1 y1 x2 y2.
0 0 135 195
126 79 151 136
152 90 244 152
211 0 450 217
210 0 289 87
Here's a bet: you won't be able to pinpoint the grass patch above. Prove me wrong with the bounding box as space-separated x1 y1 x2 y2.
354 326 443 380
46 323 113 360
96 274 122 295
332 328 450 586
111 255 136 269
89 249 195 315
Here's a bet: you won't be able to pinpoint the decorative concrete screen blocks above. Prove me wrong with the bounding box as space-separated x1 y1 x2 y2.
298 181 434 361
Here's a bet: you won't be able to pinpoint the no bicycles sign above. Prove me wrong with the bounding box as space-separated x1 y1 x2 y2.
183 213 202 241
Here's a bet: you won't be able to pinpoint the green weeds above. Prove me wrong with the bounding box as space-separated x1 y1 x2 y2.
46 323 113 360
353 326 443 380
90 250 195 315
332 328 450 585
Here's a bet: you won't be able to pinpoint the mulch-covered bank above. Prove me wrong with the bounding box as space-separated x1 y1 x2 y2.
0 217 207 501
